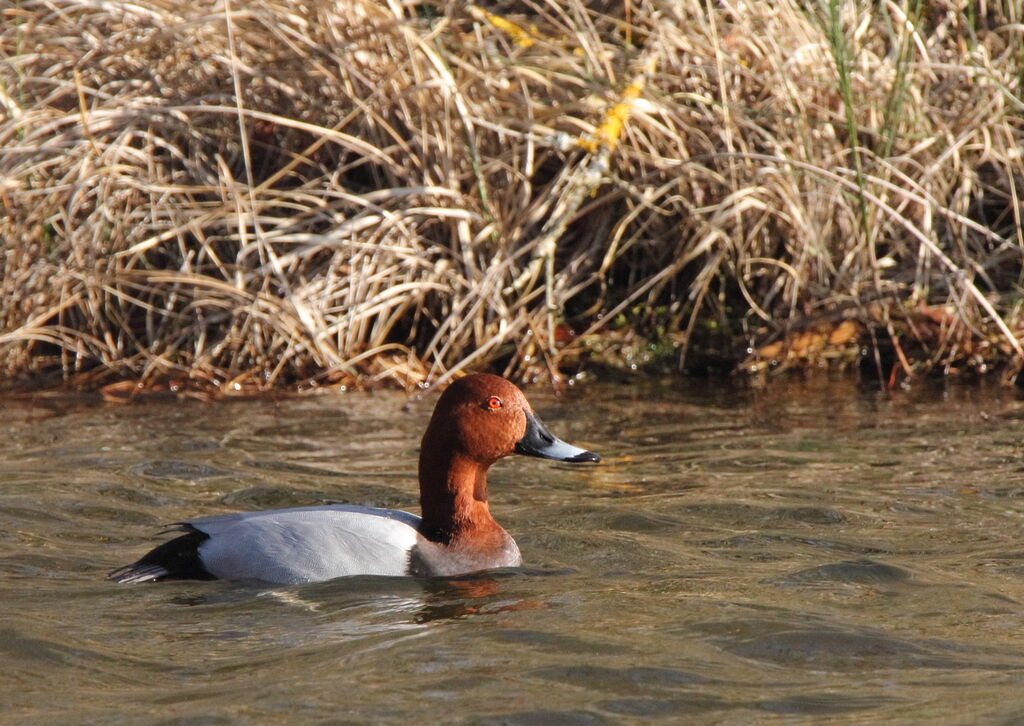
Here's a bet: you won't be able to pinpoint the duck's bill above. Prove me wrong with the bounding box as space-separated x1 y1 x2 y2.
515 410 600 463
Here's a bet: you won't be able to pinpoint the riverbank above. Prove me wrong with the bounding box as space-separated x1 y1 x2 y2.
2 0 1022 392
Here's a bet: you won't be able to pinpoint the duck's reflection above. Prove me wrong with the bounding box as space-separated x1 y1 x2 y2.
414 569 558 623
166 568 568 627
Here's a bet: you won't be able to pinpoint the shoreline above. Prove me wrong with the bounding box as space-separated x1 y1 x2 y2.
3 1 1022 390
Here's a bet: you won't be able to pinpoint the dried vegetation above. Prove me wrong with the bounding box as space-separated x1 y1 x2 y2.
1 0 1023 393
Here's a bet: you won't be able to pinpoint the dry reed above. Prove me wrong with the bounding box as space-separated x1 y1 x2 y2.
2 0 1022 392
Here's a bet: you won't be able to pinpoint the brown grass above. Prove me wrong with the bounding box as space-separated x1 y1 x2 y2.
2 0 1023 392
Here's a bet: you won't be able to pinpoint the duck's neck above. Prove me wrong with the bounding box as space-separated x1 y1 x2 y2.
418 449 503 545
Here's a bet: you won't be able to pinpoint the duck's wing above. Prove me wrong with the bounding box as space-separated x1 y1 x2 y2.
109 505 422 585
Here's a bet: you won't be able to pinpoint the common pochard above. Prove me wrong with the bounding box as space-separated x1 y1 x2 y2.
109 373 599 584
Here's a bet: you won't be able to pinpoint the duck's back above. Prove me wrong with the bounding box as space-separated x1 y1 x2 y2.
110 505 422 585
197 505 421 583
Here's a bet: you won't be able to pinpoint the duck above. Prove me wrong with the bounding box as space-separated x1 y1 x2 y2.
108 373 599 585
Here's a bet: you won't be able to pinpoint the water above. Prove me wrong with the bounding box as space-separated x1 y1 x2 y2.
4 377 1024 724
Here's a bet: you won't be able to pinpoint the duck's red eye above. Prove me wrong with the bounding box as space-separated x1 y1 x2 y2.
485 396 502 410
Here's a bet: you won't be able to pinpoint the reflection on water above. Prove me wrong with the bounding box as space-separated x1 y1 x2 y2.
5 378 1024 723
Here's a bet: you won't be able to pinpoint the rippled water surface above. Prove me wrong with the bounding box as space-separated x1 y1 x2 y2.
5 378 1024 724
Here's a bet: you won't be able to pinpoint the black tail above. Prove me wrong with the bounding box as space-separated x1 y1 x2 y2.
108 528 216 583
